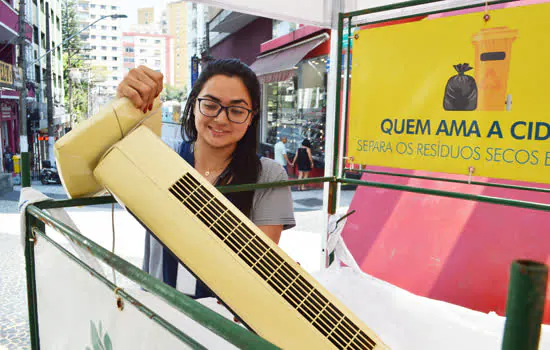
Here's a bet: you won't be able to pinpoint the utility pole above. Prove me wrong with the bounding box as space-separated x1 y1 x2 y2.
45 2 55 163
17 0 28 153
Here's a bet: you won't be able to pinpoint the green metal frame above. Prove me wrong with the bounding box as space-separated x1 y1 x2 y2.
24 201 279 349
334 1 548 348
22 1 548 348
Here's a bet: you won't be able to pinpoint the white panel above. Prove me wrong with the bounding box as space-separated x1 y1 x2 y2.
192 0 333 27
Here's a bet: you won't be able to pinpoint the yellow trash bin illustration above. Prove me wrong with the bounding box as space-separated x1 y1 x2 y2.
12 154 20 173
472 27 518 111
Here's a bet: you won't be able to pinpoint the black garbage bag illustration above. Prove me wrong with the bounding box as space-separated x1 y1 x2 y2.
443 63 478 111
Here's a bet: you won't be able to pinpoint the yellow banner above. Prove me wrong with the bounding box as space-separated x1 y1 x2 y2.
348 3 550 184
0 61 13 85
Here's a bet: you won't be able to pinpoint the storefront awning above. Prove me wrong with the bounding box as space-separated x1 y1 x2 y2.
250 33 329 84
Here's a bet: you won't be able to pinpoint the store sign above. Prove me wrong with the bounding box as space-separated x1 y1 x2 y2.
1 104 11 119
0 61 14 86
190 55 199 87
348 3 550 184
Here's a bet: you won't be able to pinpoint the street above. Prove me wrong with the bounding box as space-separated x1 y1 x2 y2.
0 182 355 349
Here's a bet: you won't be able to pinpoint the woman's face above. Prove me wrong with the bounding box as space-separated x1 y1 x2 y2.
194 74 253 150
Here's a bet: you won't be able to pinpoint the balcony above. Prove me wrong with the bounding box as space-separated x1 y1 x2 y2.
0 0 32 42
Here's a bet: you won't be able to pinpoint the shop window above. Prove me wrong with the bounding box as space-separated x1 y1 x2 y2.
262 55 328 160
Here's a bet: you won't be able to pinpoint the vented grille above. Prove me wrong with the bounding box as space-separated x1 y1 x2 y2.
169 173 377 350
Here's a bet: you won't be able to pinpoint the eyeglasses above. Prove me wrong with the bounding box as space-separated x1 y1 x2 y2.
196 98 253 124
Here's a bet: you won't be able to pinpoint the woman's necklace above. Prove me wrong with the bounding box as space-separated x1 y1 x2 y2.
195 143 229 178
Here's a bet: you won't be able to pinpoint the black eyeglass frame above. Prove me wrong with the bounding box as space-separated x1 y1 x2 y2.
196 98 255 124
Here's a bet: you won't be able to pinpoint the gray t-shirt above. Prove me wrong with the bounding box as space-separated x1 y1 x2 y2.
142 156 296 294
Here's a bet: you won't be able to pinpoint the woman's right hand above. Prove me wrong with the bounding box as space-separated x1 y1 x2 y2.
116 65 164 113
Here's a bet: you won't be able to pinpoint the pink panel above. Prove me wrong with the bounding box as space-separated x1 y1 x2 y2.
341 167 550 323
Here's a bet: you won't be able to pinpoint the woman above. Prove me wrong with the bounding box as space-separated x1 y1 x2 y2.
291 139 314 191
116 60 296 298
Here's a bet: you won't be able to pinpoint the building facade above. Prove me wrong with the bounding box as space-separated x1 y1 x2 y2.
0 0 66 172
122 31 174 85
77 0 124 102
166 0 189 89
138 7 154 25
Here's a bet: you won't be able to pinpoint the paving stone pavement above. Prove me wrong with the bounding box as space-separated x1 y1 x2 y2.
0 233 30 349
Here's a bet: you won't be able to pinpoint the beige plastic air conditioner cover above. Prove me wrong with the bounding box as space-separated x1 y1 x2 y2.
54 98 162 198
94 125 388 350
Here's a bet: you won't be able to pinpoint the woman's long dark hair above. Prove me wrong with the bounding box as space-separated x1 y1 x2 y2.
181 58 262 217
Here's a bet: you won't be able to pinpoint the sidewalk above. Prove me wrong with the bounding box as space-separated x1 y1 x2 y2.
0 182 357 349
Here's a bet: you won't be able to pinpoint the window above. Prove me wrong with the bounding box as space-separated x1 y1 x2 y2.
90 4 96 8
112 57 118 61
100 5 106 9
111 5 117 10
91 56 97 60
91 35 96 39
112 36 117 40
111 26 117 31
124 47 134 53
91 25 96 29
101 56 107 60
91 14 96 19
56 17 60 31
57 47 61 57
101 46 107 50
91 45 96 50
101 36 107 40
101 26 107 30
155 40 161 44
112 67 118 71
140 49 146 54
33 26 39 43
154 60 161 66
112 76 117 81
112 47 117 51
51 42 56 55
262 55 328 160
124 57 134 63
139 39 147 44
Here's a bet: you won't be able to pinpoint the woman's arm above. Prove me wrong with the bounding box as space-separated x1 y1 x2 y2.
291 152 298 166
258 225 284 244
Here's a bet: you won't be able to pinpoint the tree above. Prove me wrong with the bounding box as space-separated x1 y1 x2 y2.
62 0 88 126
161 84 188 103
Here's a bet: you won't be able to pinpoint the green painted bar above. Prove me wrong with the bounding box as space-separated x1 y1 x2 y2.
344 0 444 18
502 260 548 350
348 0 517 26
34 196 118 209
329 13 345 215
338 178 550 212
25 214 43 349
217 177 333 193
25 205 279 350
21 152 30 188
344 168 550 194
34 228 207 349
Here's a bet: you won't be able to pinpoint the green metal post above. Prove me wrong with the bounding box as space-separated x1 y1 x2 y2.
502 260 548 350
329 13 345 215
25 212 43 349
21 151 30 187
